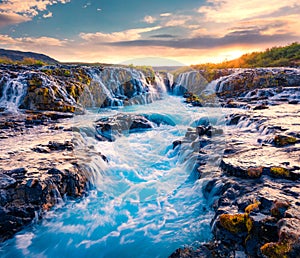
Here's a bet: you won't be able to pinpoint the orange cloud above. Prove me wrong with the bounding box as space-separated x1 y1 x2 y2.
198 0 300 23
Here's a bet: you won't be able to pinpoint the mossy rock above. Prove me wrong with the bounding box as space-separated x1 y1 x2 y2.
219 213 248 234
245 200 261 214
27 78 43 87
270 167 291 178
274 135 297 147
261 241 290 258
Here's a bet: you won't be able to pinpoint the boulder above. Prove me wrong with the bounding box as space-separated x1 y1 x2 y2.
95 114 154 141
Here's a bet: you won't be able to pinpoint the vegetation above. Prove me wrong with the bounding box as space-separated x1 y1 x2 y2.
0 57 46 66
192 42 300 69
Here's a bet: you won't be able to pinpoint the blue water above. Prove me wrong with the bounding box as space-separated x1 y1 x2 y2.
0 96 224 258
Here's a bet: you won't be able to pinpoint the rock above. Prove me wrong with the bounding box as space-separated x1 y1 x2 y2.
172 140 182 149
288 100 299 104
270 200 290 219
219 213 248 234
274 135 298 146
5 168 27 181
32 146 50 153
47 141 74 151
269 166 291 178
261 218 300 257
0 175 16 189
253 104 269 110
168 246 213 258
95 114 153 141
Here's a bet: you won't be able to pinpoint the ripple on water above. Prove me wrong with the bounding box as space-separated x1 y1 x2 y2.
0 96 223 257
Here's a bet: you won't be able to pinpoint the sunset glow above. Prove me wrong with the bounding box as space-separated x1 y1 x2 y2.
0 0 299 65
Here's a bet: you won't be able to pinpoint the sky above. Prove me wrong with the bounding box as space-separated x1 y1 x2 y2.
0 0 299 65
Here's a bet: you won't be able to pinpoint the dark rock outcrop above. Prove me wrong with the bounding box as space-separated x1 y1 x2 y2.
0 113 106 242
95 113 154 141
169 95 300 258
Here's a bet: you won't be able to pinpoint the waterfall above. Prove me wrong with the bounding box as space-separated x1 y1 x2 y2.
0 72 28 113
172 71 207 95
0 65 172 113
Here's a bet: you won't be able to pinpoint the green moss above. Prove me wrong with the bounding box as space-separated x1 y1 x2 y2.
270 167 290 178
260 242 290 258
28 78 43 87
274 135 297 146
219 213 248 234
63 69 71 77
245 200 261 214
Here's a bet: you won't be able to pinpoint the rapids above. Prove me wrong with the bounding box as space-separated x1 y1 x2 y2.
0 96 225 258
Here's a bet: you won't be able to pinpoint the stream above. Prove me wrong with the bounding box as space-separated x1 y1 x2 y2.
0 96 226 258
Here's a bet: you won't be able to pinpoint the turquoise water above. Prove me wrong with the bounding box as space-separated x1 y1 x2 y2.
0 96 224 258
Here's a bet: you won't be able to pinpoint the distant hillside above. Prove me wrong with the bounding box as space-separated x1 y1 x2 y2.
0 49 58 64
192 42 300 69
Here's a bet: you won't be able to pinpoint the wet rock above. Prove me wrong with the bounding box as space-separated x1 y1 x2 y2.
261 218 300 257
215 68 300 98
0 175 16 189
95 113 154 141
169 246 213 258
47 141 74 151
253 104 269 110
172 140 182 149
5 168 27 182
270 200 290 219
0 166 88 241
274 134 298 146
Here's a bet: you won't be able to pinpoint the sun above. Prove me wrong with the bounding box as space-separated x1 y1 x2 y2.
222 49 248 61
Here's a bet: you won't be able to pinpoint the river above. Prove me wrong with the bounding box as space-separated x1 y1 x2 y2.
0 95 227 257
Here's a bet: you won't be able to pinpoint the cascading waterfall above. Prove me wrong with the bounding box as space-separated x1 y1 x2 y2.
0 72 28 113
1 65 300 257
0 96 224 257
172 71 207 95
0 66 170 112
84 67 168 108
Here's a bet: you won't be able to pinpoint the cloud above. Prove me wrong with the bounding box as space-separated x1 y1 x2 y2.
107 31 298 50
143 15 156 24
0 0 70 17
80 26 161 42
198 0 300 23
43 12 53 18
164 19 187 27
228 16 300 37
83 2 91 8
0 34 17 44
0 34 67 47
190 28 209 37
0 0 70 27
160 13 172 17
150 34 177 38
0 12 30 27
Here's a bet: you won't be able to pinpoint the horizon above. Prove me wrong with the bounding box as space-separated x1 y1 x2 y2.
0 0 299 66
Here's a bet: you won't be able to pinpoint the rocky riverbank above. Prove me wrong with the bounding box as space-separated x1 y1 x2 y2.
1 65 299 257
0 63 171 242
170 70 300 257
0 111 110 242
